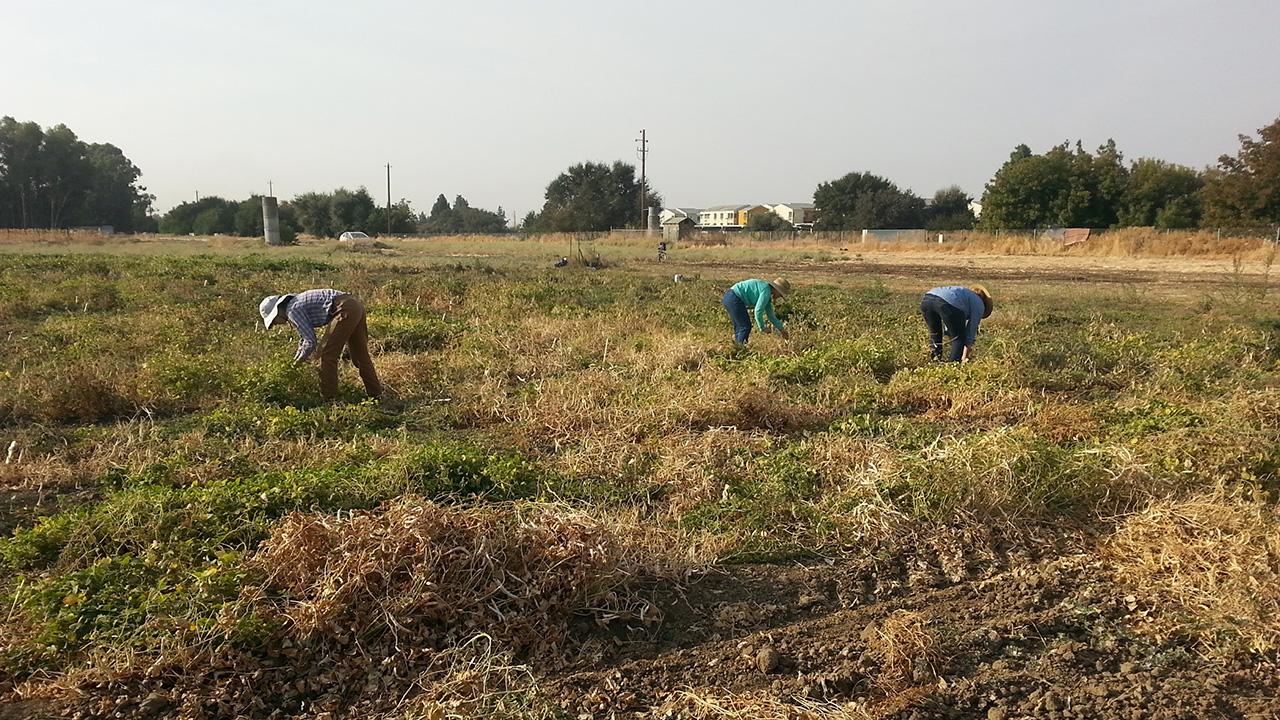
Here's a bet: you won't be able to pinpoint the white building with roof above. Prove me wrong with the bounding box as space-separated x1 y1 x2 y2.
771 203 815 226
698 205 749 228
660 207 702 225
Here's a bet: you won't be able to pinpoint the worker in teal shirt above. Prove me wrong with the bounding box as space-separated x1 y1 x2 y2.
722 278 791 345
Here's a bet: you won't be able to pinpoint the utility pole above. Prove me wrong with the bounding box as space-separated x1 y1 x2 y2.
195 191 199 203
635 129 648 228
385 163 392 235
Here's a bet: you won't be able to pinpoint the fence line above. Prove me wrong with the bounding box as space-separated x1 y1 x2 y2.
3 226 1277 249
637 226 1280 246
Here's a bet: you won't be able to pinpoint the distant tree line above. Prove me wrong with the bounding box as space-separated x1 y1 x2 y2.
812 117 1280 231
158 188 511 239
6 115 1277 236
421 194 508 233
158 195 296 241
977 141 1199 230
976 120 1279 230
0 117 156 232
811 174 977 231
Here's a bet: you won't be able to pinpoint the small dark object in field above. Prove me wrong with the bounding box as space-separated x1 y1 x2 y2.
756 647 782 674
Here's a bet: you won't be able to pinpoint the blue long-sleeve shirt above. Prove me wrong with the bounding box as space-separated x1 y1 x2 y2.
926 286 984 346
731 279 784 332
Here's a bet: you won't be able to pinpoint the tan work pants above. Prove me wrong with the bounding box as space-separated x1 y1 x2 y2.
318 294 382 399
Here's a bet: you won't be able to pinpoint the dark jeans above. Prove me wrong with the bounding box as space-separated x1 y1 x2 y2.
920 293 968 362
723 289 752 344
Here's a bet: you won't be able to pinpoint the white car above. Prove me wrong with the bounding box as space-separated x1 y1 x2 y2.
339 231 371 242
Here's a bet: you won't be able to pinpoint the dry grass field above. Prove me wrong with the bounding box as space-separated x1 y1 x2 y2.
0 232 1277 719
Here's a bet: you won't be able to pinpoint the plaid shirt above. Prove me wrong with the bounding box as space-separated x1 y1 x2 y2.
285 288 343 362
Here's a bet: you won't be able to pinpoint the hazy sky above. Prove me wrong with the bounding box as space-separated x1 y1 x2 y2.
5 0 1278 218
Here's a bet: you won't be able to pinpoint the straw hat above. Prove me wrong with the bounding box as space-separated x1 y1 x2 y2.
258 294 295 329
970 285 993 318
769 278 792 298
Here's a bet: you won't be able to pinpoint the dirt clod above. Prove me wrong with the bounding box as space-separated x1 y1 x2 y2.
756 647 782 674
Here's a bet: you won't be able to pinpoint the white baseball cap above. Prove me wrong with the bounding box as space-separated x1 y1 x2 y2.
258 294 295 329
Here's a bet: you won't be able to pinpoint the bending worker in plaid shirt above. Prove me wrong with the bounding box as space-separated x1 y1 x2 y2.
258 289 383 400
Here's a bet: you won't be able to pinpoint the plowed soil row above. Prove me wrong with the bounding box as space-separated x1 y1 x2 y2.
549 549 1279 719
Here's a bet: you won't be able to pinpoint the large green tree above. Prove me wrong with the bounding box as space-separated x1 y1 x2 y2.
289 192 335 238
925 185 977 230
286 187 376 237
458 204 507 233
420 193 507 233
812 171 925 230
979 145 1069 229
427 194 452 227
160 196 237 235
0 117 153 231
367 199 420 234
746 211 792 231
328 187 377 235
0 118 44 228
1118 159 1203 229
34 124 92 230
979 140 1128 229
526 161 660 232
82 143 154 233
1201 116 1280 226
192 204 234 236
233 196 265 236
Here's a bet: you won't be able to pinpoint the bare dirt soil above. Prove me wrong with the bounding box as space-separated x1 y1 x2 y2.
674 252 1275 292
550 539 1279 719
15 531 1273 719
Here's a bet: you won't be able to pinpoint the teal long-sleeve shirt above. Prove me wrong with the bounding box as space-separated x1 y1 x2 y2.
731 279 784 332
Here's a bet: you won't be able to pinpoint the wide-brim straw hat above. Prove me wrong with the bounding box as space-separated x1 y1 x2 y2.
971 285 993 318
258 294 295 329
769 278 792 298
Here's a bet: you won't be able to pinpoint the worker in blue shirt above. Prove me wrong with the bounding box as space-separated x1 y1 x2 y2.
920 285 993 363
723 278 791 345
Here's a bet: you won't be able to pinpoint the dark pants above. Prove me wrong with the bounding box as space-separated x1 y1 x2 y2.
920 293 968 362
318 294 382 399
723 289 752 345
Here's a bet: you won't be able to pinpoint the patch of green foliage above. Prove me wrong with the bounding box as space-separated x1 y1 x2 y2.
752 340 902 385
0 441 558 671
2 443 551 574
201 400 393 439
1111 399 1203 436
371 305 461 353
